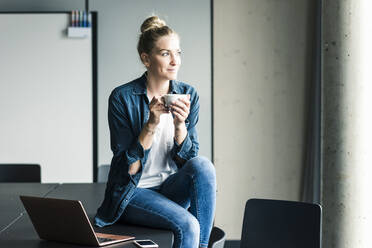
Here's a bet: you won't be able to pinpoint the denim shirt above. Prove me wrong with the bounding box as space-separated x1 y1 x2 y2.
94 73 200 227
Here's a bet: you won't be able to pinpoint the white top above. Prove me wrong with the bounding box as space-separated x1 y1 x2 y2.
137 113 178 188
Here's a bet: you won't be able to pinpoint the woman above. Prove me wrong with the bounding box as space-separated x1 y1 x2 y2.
94 16 216 248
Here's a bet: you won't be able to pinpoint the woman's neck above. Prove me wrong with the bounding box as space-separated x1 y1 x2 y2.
146 72 170 97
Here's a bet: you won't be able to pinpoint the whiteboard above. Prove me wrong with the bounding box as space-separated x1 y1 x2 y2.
0 13 94 183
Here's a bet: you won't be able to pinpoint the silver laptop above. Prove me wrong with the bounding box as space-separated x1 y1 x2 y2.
20 195 135 246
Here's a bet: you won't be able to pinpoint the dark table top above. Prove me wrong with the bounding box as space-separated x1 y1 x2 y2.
0 183 173 247
0 183 58 232
44 183 106 214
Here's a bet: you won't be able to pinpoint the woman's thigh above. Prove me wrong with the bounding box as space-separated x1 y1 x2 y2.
120 187 197 230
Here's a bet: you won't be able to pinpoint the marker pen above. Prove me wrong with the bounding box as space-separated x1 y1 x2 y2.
87 12 91 27
71 10 75 27
83 11 87 27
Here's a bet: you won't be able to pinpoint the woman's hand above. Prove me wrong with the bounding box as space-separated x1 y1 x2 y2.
170 95 191 127
136 96 168 164
147 96 169 127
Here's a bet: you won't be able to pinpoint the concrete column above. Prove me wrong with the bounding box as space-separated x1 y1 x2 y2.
322 0 372 247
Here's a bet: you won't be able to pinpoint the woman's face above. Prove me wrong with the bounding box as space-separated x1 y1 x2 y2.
143 34 181 81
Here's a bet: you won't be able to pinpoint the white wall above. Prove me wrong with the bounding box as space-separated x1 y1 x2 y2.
214 0 314 239
0 13 92 183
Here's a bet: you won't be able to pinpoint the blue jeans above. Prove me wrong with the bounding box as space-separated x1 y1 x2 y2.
119 156 216 248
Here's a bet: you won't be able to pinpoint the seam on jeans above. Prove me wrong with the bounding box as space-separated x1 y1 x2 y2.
191 176 200 221
129 202 184 248
191 175 202 245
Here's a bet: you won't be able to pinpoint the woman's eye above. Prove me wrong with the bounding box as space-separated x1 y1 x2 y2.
162 52 169 56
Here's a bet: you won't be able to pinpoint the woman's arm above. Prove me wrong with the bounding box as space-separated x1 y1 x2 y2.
174 123 187 145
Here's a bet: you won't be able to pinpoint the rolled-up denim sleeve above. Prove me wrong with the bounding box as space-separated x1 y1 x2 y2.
171 91 200 162
108 91 149 171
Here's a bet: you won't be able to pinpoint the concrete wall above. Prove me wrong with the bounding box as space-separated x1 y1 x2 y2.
321 1 372 247
213 0 315 239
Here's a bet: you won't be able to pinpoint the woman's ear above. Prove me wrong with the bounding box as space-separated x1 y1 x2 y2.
141 53 150 68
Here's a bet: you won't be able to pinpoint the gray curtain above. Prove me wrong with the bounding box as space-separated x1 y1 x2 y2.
301 0 321 204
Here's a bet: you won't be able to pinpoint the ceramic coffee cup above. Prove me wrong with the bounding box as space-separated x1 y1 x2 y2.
162 94 188 107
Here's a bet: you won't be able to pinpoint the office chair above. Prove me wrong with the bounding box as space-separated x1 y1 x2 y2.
0 164 41 182
208 226 226 248
241 198 321 248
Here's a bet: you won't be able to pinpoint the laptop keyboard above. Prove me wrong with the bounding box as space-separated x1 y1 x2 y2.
98 237 116 243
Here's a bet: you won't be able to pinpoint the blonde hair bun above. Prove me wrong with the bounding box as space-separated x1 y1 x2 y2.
137 16 175 56
140 16 166 34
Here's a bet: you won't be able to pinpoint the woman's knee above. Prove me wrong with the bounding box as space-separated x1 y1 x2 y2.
185 214 200 236
177 214 200 247
185 156 216 181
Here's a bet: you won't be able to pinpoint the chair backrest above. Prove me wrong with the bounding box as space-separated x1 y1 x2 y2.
241 198 321 248
208 226 226 248
0 164 41 182
97 164 110 183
